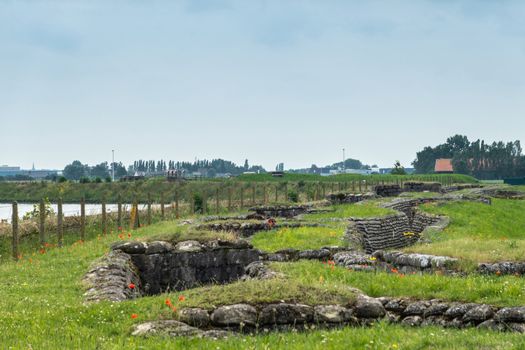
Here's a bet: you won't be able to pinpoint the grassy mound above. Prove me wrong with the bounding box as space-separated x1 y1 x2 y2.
405 199 525 264
251 226 346 252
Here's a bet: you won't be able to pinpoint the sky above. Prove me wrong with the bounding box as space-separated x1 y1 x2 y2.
1 0 525 171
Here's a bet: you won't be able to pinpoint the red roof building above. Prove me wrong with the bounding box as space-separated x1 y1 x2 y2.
435 159 454 173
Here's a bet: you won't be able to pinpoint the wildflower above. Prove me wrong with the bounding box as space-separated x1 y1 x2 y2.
131 313 138 319
118 234 124 240
496 271 501 276
391 268 399 274
118 226 123 231
178 295 185 302
165 298 172 307
128 233 132 238
319 276 325 283
128 283 136 290
39 249 46 255
403 232 415 237
369 257 377 261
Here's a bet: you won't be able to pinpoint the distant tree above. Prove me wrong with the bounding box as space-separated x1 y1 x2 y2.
391 160 407 175
90 162 110 179
111 162 128 179
63 160 88 180
244 159 249 171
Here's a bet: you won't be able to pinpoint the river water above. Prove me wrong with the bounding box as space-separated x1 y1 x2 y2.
0 203 148 222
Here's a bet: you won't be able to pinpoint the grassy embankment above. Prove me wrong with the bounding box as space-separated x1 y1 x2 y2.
4 195 525 349
405 199 525 266
2 211 525 349
0 173 478 203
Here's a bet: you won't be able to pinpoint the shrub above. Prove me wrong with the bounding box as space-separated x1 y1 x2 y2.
57 176 67 183
105 176 112 183
288 190 299 203
94 177 103 183
193 193 204 213
79 177 90 184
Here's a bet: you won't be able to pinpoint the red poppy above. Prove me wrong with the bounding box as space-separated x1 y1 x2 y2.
128 283 136 290
496 271 501 276
131 313 138 319
165 298 172 307
178 295 185 302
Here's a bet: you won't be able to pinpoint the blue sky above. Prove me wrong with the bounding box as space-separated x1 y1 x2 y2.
1 0 525 170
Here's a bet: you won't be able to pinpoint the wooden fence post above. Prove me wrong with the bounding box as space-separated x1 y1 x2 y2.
275 184 279 202
284 183 288 202
263 185 267 204
160 192 165 220
216 187 220 214
80 197 86 241
57 198 63 247
191 192 195 214
252 185 256 206
202 192 207 214
175 190 180 219
100 200 107 235
228 187 232 211
117 196 122 229
147 193 152 225
133 201 139 229
359 180 362 192
240 187 244 208
12 202 19 261
39 199 46 245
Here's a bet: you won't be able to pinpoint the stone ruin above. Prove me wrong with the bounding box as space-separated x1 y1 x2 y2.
403 181 442 192
131 295 525 338
83 239 262 301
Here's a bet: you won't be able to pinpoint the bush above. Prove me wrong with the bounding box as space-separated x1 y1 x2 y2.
57 176 67 183
193 193 204 214
79 177 90 184
94 177 103 183
105 176 112 183
288 190 299 203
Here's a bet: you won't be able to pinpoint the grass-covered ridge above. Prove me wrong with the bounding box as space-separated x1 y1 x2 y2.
275 260 525 307
303 202 395 220
406 199 525 264
251 226 346 252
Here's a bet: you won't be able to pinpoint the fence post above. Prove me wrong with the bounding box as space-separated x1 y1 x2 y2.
39 199 46 246
175 190 180 219
12 202 19 261
275 184 279 202
117 196 122 229
359 180 362 192
160 193 165 220
147 193 152 225
191 192 195 214
252 185 256 206
133 201 139 229
57 198 63 247
203 191 207 214
331 182 335 194
228 187 232 211
284 183 288 202
101 200 107 235
263 185 267 204
240 187 244 208
216 187 220 214
80 197 86 241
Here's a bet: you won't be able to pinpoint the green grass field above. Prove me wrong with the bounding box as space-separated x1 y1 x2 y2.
406 199 525 265
4 188 525 349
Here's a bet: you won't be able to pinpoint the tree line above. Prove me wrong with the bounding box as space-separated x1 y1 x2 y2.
62 158 266 180
413 135 525 179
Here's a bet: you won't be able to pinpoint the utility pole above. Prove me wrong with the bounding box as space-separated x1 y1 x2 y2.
111 150 115 181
